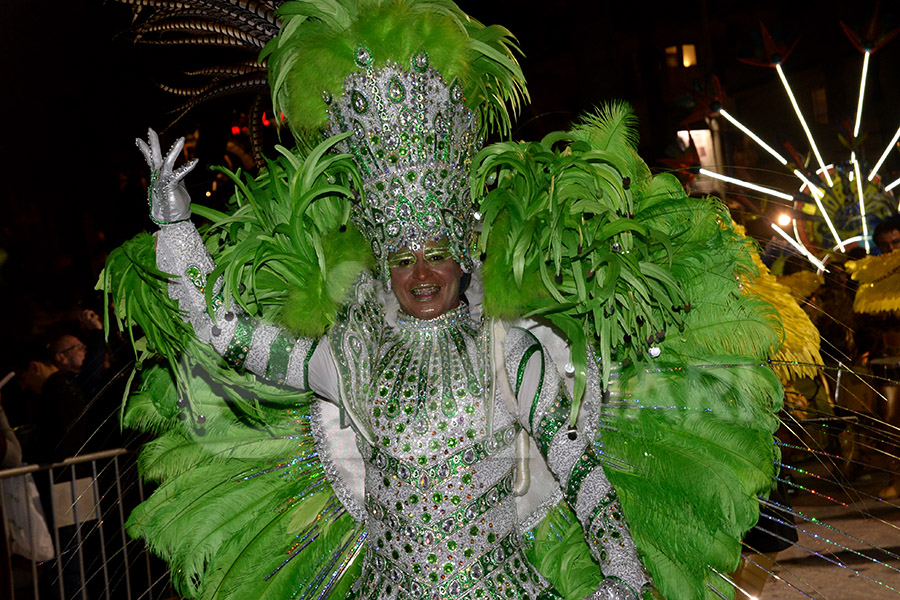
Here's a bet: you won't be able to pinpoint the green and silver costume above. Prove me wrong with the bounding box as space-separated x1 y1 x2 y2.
102 2 784 599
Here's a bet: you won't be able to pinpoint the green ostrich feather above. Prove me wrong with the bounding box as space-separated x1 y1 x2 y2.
98 134 376 599
473 101 781 415
197 134 375 338
263 0 528 140
525 503 603 600
475 102 784 598
602 358 783 600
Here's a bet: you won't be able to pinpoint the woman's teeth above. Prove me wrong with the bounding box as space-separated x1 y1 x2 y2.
411 284 440 298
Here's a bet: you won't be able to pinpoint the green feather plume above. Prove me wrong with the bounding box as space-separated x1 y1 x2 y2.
263 0 528 140
196 134 375 337
98 134 376 599
475 102 784 599
525 503 603 600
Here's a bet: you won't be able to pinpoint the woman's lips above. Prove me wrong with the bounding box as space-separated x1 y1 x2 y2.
411 284 441 300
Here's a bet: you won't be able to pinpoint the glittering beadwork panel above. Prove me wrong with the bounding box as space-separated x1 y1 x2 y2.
324 49 481 273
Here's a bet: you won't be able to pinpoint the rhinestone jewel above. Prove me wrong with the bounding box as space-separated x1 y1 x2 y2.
388 76 406 102
413 51 429 72
351 90 369 113
449 79 464 103
355 43 373 66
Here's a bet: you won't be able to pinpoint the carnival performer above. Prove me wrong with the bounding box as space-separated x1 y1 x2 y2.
103 2 784 600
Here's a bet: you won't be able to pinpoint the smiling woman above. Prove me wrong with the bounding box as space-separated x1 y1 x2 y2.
389 241 463 320
100 2 788 600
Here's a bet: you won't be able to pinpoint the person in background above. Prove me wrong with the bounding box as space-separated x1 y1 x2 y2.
874 216 900 255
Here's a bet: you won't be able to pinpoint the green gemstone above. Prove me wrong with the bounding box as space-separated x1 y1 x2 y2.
373 407 382 417
438 421 448 431
395 501 403 511
427 553 437 564
430 440 439 450
451 496 461 506
466 429 476 439
464 548 474 558
465 404 475 415
402 443 411 452
395 423 405 433
443 563 454 574
440 169 448 178
469 526 479 536
432 492 442 503
409 494 419 504
406 172 416 182
404 543 413 553
447 540 457 551
487 532 496 543
383 477 391 487
371 136 380 145
382 437 391 447
447 438 457 448
392 550 400 559
422 513 432 523
461 474 472 484
417 455 427 465
429 573 439 583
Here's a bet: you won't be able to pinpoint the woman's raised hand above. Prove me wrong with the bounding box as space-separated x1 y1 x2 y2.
136 128 198 225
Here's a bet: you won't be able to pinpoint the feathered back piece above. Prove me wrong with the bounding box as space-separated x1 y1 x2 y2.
111 0 283 166
98 135 378 599
473 101 784 599
847 250 900 314
474 101 781 407
264 0 527 139
734 224 823 381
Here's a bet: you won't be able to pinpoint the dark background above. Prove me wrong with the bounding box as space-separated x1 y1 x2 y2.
1 0 899 371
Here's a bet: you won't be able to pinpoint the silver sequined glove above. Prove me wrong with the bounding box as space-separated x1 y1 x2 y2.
136 128 198 225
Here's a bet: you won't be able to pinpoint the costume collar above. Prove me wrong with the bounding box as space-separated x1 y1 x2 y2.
395 302 471 332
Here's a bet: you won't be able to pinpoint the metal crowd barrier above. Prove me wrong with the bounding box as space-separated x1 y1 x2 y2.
0 449 174 600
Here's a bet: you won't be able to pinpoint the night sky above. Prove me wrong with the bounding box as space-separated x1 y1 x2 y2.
1 0 897 370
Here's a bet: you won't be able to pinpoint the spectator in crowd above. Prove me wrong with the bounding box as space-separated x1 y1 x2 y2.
38 309 110 462
874 216 900 255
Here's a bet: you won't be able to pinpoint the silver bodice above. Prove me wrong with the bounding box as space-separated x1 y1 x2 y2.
345 305 555 600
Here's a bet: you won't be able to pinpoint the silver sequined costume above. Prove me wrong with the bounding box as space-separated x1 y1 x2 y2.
155 220 650 600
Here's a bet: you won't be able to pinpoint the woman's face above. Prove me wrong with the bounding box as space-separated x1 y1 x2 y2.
389 240 462 319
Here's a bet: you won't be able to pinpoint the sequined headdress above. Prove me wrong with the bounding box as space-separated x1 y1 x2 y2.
263 0 528 273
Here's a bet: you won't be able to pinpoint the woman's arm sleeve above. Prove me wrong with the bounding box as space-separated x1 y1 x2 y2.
155 221 337 398
505 326 650 598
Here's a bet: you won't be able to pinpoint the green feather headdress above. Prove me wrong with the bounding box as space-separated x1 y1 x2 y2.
263 0 529 141
262 0 529 272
